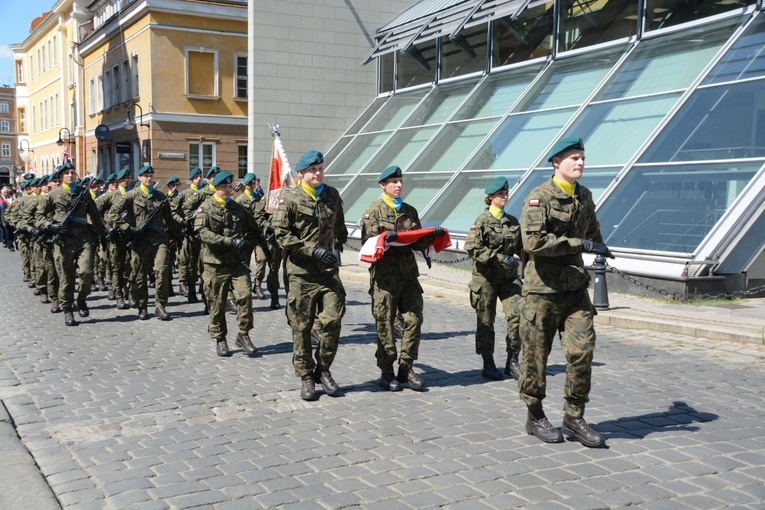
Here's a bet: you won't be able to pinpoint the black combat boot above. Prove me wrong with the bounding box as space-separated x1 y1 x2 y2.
116 296 130 309
187 287 199 304
40 294 50 304
378 370 401 392
253 280 265 299
300 375 317 401
77 299 89 318
525 409 564 443
107 289 115 300
137 308 149 320
178 283 189 297
270 296 280 310
397 362 425 391
235 332 257 356
64 310 78 327
562 414 605 448
481 353 504 380
505 349 521 380
314 366 340 396
154 305 171 321
216 339 231 357
50 299 62 314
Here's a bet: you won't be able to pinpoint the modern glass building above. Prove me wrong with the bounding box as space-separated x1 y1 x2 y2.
325 0 765 295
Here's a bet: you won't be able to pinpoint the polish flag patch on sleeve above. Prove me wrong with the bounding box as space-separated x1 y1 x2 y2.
529 198 540 207
278 199 285 206
363 214 370 219
470 225 476 230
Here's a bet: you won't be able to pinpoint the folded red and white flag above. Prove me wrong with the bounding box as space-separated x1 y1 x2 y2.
359 227 452 264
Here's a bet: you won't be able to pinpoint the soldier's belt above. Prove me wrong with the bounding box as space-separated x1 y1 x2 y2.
531 254 582 265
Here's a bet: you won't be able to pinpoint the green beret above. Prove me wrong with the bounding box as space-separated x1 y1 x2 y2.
206 166 221 178
242 173 257 185
212 171 234 186
19 182 27 189
62 162 76 171
28 177 39 187
41 174 52 184
105 173 116 183
485 176 509 195
189 167 202 179
138 165 154 175
167 176 180 185
115 168 130 181
50 168 62 181
296 150 324 171
547 136 585 162
378 165 402 183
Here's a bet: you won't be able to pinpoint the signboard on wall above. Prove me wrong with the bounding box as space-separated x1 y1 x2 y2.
142 140 151 163
115 142 132 153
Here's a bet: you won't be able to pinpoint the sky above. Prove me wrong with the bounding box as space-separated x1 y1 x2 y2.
0 0 59 87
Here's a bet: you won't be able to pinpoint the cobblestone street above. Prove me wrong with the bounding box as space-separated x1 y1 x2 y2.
1 250 764 509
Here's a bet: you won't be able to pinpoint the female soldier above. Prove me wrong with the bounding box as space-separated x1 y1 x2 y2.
464 176 523 380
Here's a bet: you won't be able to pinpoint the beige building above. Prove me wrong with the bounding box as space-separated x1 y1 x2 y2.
12 0 418 185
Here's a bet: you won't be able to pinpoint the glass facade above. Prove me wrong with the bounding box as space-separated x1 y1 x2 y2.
329 1 765 279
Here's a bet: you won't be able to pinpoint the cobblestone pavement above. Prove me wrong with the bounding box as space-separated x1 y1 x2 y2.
0 250 764 509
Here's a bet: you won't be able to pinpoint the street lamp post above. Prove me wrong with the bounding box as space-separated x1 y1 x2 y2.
18 139 34 183
56 127 73 146
124 102 149 130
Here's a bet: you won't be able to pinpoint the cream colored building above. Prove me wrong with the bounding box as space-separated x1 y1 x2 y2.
12 0 418 185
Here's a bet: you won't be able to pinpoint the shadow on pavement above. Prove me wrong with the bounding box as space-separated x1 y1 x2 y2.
597 400 718 439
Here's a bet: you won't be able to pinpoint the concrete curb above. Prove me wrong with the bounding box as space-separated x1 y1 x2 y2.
0 400 61 510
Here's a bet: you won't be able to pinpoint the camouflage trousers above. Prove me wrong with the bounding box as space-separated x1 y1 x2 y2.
109 241 131 300
253 244 268 283
54 239 95 311
178 236 201 286
36 243 59 299
33 242 48 293
130 241 171 309
203 262 253 341
468 275 522 356
286 271 345 378
266 243 283 299
518 288 596 419
20 238 33 280
370 274 423 372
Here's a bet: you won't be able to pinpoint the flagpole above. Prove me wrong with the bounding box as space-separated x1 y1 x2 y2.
265 123 294 214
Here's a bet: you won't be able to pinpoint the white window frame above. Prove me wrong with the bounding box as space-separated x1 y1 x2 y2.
0 103 8 114
131 53 139 98
52 35 57 66
113 64 120 107
1 143 10 158
184 47 219 97
19 108 26 133
89 77 96 115
0 120 9 132
53 93 59 127
16 60 24 83
97 73 104 112
122 60 129 103
188 142 216 173
104 69 112 109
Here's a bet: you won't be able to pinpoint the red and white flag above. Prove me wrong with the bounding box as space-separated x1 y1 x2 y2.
358 227 453 265
266 133 295 214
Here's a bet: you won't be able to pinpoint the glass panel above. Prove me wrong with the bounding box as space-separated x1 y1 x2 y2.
640 79 765 162
598 18 740 100
324 137 353 174
441 25 488 80
563 94 680 165
362 90 427 133
515 47 626 112
646 0 750 32
340 173 451 226
324 132 392 175
407 119 498 173
505 169 550 217
421 170 528 233
380 52 394 94
703 15 765 86
367 126 439 173
397 39 437 89
599 162 761 251
452 65 543 121
559 0 638 52
492 0 554 67
403 80 477 128
325 175 353 194
465 108 576 170
345 98 388 136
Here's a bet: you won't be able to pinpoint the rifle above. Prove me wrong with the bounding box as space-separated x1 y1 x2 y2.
128 194 170 247
51 176 95 244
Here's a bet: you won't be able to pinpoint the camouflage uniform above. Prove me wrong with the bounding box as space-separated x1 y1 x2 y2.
464 208 523 357
178 184 213 299
105 186 132 304
38 183 106 313
19 191 48 296
195 195 264 343
110 186 177 313
29 190 59 302
272 185 347 378
7 191 35 281
519 177 602 419
360 198 431 374
254 198 283 305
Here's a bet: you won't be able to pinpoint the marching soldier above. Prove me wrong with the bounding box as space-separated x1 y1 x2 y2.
37 164 106 326
194 171 262 357
105 168 134 309
236 173 268 300
254 188 283 310
272 150 347 401
96 173 118 300
464 176 523 381
175 168 204 302
110 165 179 320
165 175 182 297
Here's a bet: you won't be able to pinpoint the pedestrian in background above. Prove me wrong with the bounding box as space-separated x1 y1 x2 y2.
464 176 523 381
518 136 614 448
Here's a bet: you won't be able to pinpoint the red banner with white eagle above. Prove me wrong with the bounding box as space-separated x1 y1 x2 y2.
358 227 453 264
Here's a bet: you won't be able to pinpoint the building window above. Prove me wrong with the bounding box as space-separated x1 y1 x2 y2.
1 143 10 158
0 103 8 114
122 60 129 103
18 108 26 133
89 78 96 114
29 55 34 81
97 73 104 111
53 93 59 127
31 105 36 133
131 54 139 98
38 48 42 75
0 120 9 132
186 48 218 97
235 54 247 99
41 100 46 131
52 35 57 66
189 142 215 174
237 145 247 178
47 40 52 69
113 65 120 106
16 60 24 83
104 70 112 109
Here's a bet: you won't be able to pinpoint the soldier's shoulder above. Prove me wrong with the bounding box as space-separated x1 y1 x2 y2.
400 201 419 217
